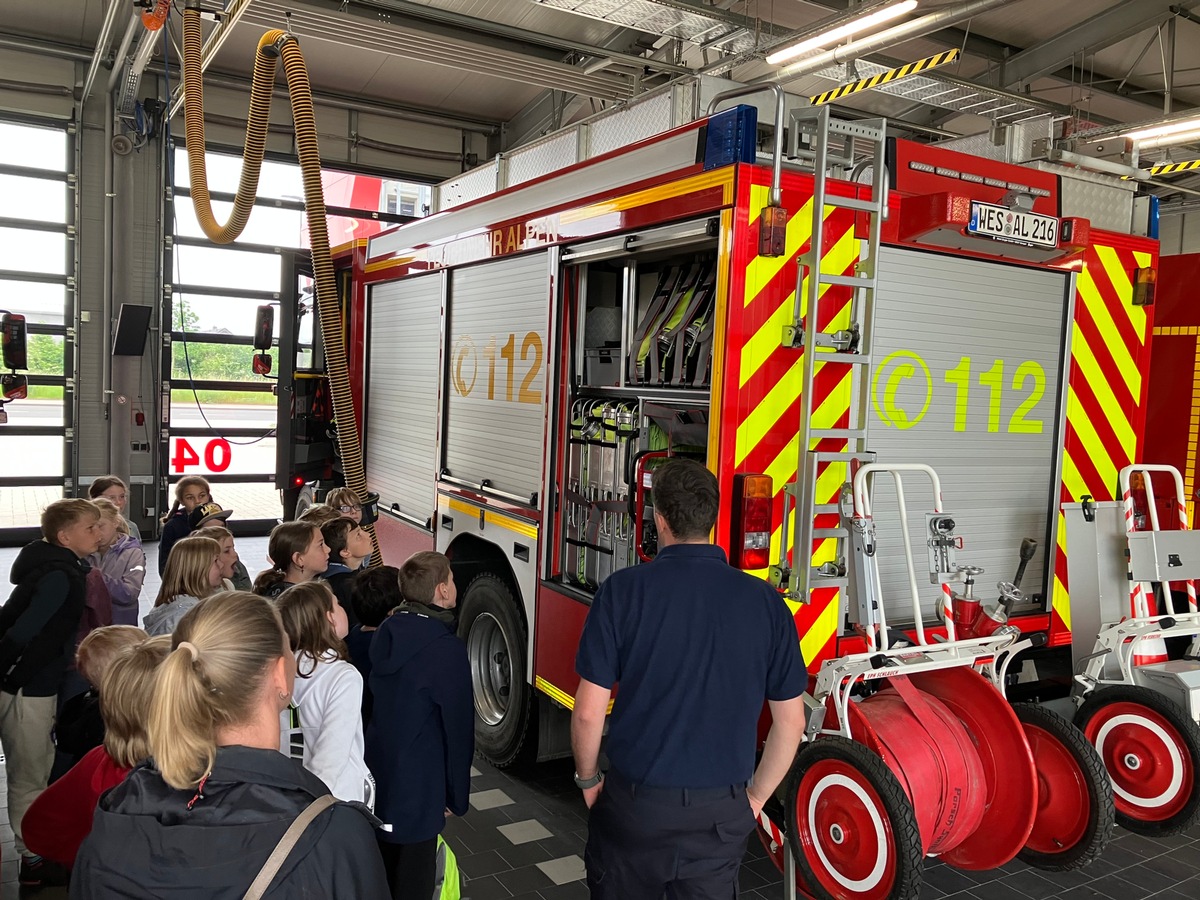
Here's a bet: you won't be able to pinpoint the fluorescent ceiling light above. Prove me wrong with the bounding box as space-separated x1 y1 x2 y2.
1123 117 1200 141
766 0 919 66
1134 128 1200 152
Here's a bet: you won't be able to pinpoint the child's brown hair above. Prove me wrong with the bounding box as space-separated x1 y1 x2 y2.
160 475 211 525
76 625 147 689
275 581 347 676
398 551 452 605
297 504 342 526
41 498 99 545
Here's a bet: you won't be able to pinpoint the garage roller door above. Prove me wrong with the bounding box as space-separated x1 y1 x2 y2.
864 246 1071 625
365 273 443 528
443 252 550 503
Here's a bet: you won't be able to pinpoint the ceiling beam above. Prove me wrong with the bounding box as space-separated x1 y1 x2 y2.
1002 0 1199 88
344 0 692 75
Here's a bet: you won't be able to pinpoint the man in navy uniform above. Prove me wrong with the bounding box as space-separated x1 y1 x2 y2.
572 458 807 899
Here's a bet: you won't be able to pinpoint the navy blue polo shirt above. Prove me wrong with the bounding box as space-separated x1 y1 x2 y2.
575 542 807 789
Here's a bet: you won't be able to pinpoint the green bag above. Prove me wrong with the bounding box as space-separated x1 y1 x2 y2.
433 834 460 900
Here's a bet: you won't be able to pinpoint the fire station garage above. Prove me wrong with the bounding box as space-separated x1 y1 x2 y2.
9 1 1200 898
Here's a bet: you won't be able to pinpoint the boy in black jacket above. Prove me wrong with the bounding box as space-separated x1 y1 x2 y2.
366 551 473 900
1 498 100 887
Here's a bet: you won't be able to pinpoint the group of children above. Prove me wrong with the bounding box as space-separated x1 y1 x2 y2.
1 477 474 899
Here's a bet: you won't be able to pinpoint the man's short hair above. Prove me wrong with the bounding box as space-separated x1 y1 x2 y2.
651 459 719 541
42 498 100 545
399 551 451 605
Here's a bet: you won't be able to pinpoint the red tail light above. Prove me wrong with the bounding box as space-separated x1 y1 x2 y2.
292 475 305 488
731 473 772 570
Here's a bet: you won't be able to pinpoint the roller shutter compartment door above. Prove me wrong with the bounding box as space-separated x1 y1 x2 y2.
864 246 1070 625
444 252 551 503
365 273 443 527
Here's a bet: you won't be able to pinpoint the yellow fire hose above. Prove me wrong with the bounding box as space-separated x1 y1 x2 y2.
180 3 382 564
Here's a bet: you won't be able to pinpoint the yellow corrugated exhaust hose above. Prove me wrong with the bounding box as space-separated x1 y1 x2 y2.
180 3 383 565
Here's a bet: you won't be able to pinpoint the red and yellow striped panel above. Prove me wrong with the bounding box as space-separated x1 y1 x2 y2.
1052 239 1156 641
717 170 860 670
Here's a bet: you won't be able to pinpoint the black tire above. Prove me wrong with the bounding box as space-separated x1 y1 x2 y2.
1013 703 1114 871
288 484 317 521
784 736 923 900
1075 684 1200 836
456 573 530 767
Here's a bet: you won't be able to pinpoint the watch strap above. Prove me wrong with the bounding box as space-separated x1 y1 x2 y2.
574 770 604 789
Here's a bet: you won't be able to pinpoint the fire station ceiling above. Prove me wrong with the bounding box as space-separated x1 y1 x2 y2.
7 1 1200 198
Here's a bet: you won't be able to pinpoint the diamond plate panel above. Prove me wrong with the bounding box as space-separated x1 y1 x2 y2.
507 132 580 188
435 161 500 212
672 80 697 128
1032 165 1135 233
588 91 673 158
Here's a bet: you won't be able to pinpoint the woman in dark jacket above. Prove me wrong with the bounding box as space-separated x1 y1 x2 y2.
367 552 474 900
72 591 388 899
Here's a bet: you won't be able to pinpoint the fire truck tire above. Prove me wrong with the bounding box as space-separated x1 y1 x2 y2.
457 573 530 767
292 484 317 520
785 736 923 900
1012 703 1113 871
1075 685 1200 836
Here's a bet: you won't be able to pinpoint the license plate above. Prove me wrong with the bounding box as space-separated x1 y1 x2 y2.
968 202 1059 249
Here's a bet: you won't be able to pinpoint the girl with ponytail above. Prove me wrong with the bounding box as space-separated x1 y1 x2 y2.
253 522 330 598
72 591 389 897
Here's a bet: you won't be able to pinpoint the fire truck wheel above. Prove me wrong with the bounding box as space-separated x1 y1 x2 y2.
785 736 923 900
457 573 530 767
1075 685 1200 836
1013 703 1114 871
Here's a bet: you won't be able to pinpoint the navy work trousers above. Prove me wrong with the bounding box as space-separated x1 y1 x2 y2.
584 769 756 899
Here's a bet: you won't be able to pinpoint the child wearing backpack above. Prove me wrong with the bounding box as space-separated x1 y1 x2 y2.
276 581 373 807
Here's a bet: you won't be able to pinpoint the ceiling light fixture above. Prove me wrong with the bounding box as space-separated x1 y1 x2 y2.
1132 127 1200 152
1123 117 1200 142
765 0 919 66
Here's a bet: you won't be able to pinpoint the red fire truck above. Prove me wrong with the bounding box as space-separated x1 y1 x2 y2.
283 101 1159 778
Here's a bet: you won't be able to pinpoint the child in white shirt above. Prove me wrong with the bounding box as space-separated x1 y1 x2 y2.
275 580 374 808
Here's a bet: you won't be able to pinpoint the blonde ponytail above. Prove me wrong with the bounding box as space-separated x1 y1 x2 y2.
147 590 287 790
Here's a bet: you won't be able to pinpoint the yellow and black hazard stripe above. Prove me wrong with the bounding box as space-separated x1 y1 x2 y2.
809 49 961 107
1146 159 1200 176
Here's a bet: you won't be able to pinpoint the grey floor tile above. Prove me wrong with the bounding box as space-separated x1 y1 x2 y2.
471 788 516 811
498 819 553 846
460 873 513 900
536 855 586 886
496 864 554 895
458 849 511 879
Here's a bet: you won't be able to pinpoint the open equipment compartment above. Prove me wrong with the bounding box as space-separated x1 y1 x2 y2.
557 218 718 591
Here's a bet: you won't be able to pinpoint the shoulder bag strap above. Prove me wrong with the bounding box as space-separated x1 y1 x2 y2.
242 794 338 900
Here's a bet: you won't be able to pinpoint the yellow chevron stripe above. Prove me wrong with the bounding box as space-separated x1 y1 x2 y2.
1060 450 1089 504
737 356 805 465
808 50 960 106
1078 264 1142 399
1052 513 1071 631
800 596 839 666
1096 245 1148 342
740 225 858 387
744 193 818 306
1069 323 1136 459
706 209 735 472
1067 385 1119 492
1188 342 1200 504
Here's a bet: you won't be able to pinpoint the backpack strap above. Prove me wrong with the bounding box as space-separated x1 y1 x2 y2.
242 794 338 900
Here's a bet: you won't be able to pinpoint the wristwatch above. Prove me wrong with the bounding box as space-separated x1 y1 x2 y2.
574 770 604 789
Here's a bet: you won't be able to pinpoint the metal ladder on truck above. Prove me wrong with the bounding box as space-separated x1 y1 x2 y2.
771 107 889 608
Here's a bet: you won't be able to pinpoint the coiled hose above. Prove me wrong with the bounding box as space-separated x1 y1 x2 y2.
180 3 382 564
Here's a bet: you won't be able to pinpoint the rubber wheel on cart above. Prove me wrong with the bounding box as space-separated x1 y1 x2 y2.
457 573 530 767
1075 684 1200 836
1013 703 1114 870
785 736 923 900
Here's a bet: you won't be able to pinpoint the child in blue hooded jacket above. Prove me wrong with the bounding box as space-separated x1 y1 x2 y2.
366 551 473 900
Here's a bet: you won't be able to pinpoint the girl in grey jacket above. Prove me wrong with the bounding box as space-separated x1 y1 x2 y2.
88 500 146 626
143 536 223 637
